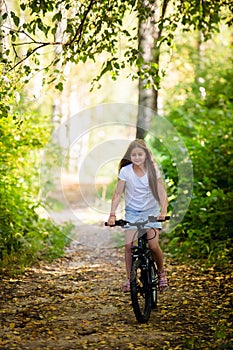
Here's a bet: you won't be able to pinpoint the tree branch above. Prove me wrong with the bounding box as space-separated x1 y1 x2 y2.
65 0 96 47
9 42 54 71
158 0 170 41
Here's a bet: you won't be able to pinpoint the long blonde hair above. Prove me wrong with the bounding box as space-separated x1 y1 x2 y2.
119 139 160 203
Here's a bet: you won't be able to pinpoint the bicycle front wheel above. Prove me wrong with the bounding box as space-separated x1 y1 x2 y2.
130 258 151 323
150 261 158 309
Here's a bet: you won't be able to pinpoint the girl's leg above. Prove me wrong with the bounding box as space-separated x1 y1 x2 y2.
124 229 137 278
122 229 137 292
147 228 164 271
147 228 168 291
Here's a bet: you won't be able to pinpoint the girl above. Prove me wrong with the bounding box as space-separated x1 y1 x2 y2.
107 139 168 292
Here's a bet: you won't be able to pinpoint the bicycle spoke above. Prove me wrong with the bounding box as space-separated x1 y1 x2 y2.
150 262 158 309
130 259 151 323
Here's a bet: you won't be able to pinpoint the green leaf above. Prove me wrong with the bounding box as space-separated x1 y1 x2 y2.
20 3 26 11
10 11 20 27
55 82 63 91
100 60 113 76
2 12 8 20
52 12 62 22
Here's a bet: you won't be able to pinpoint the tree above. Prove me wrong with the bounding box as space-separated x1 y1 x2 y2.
1 0 232 89
1 1 232 140
136 0 233 137
136 0 169 138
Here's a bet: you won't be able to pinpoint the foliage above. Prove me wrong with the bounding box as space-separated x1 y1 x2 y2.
1 1 233 272
158 0 233 44
157 39 233 266
0 67 73 272
1 0 233 89
1 0 138 88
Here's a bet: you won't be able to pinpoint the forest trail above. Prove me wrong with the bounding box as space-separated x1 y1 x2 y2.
0 188 232 349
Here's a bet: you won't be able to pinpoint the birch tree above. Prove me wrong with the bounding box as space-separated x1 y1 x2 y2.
1 0 232 137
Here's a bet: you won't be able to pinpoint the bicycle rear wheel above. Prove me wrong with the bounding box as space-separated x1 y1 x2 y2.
130 258 151 323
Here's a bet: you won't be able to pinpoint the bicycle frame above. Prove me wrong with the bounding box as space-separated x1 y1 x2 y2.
131 228 151 263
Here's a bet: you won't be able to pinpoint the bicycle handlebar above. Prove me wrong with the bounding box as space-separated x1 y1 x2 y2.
105 215 170 227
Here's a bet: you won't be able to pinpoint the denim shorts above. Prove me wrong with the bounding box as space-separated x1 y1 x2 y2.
125 207 162 230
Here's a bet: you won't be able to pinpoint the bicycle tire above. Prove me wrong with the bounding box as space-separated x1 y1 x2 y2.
130 258 151 323
150 261 158 309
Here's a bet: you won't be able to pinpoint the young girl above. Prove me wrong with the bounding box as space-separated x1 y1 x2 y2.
107 139 168 292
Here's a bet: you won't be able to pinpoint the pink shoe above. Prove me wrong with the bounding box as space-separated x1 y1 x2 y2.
122 279 130 292
158 270 168 292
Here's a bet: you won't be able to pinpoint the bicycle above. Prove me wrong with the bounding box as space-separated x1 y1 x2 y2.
106 215 170 323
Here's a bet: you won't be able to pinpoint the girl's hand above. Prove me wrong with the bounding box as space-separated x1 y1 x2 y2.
157 213 166 221
107 214 116 226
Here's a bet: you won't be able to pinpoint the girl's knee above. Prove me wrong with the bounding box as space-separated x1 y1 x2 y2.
147 228 159 241
125 243 132 253
147 229 161 250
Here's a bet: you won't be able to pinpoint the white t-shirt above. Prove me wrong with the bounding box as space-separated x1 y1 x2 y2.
119 163 161 211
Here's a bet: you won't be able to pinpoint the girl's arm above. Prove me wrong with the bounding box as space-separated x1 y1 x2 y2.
107 179 125 225
157 177 168 218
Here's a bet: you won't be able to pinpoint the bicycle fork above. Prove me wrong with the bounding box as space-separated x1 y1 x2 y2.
131 247 151 285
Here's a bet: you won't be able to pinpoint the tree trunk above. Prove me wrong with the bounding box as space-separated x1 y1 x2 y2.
136 0 168 139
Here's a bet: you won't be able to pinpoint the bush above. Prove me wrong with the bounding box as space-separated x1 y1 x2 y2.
156 53 233 268
0 67 73 273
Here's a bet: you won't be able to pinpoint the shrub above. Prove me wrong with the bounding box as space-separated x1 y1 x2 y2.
0 67 73 272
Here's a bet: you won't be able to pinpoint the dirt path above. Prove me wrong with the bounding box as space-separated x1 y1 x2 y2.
0 202 232 349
